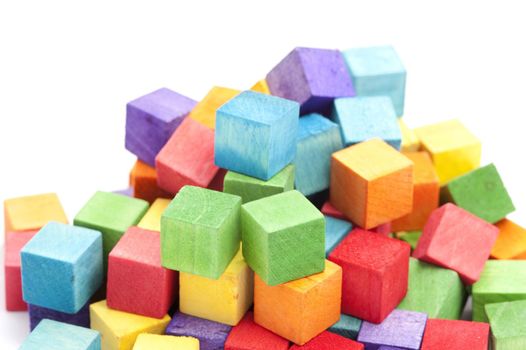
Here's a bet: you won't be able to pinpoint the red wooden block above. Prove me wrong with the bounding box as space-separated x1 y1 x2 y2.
289 331 364 350
129 159 172 204
4 230 37 311
329 228 410 323
413 203 498 285
322 201 347 220
420 319 489 350
107 226 177 318
156 117 219 194
208 168 227 192
225 311 289 350
370 222 392 236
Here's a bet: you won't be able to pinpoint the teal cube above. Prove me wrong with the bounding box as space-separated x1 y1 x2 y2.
325 215 352 256
486 300 526 350
329 314 362 340
20 319 101 350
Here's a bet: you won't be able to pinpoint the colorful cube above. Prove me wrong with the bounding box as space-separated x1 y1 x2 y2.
328 314 362 340
289 331 364 350
420 319 489 350
133 334 199 350
395 231 422 250
137 198 171 231
188 86 240 129
491 219 526 259
224 311 289 350
4 193 67 233
321 200 348 220
165 312 231 350
19 319 100 350
325 216 353 256
399 119 420 151
29 301 90 330
129 159 171 204
250 80 270 94
485 300 526 350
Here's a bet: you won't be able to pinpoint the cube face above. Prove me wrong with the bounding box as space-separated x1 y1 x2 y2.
133 334 200 350
485 300 526 350
29 301 90 331
165 312 232 350
129 160 171 204
215 91 300 180
225 311 289 350
137 198 171 231
491 219 526 259
289 331 364 350
19 319 101 350
420 319 489 350
188 86 240 129
325 216 353 256
328 314 362 340
399 119 420 152
250 80 270 95
125 88 197 166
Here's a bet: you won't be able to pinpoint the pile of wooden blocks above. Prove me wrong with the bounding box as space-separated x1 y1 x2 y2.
4 46 525 350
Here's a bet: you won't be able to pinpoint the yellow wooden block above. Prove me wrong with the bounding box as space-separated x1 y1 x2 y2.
398 119 420 152
250 79 270 94
133 334 199 350
90 300 171 350
414 119 481 184
137 198 170 231
4 193 68 233
179 249 254 326
189 86 240 129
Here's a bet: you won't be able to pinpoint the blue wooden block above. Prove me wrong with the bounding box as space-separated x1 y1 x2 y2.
21 222 103 314
20 319 101 350
328 313 363 340
325 215 353 256
295 114 343 196
215 90 299 180
342 46 406 117
332 96 401 149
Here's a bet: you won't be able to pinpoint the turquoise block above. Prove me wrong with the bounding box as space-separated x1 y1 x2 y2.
20 319 101 350
329 314 363 340
21 222 103 313
342 46 406 116
332 96 401 149
295 114 343 196
215 90 300 180
325 215 352 256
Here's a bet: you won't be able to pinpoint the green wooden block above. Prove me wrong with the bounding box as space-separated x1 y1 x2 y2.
486 300 526 350
161 185 241 279
398 258 466 319
441 163 515 223
74 191 149 268
241 190 325 286
472 260 526 322
396 230 422 250
223 164 294 204
328 314 362 340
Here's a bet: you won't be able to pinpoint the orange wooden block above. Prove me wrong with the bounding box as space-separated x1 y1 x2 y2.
188 86 240 129
392 152 439 231
491 219 526 259
330 139 413 229
129 160 172 204
250 80 270 94
254 260 342 345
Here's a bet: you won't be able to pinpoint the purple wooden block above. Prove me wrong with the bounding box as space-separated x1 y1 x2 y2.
357 309 427 350
125 88 197 166
165 312 231 350
29 301 90 331
113 187 133 197
266 47 355 116
378 347 404 350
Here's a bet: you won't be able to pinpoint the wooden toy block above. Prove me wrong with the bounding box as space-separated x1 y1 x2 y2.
165 311 232 350
413 203 498 285
254 260 342 345
113 187 133 197
266 47 355 116
4 230 37 311
289 331 364 350
295 113 343 196
325 215 353 256
90 300 170 350
29 301 90 330
322 200 348 220
328 314 362 340
188 86 240 129
107 227 177 318
137 198 171 231
208 168 227 192
241 190 325 285
224 311 289 350
250 80 270 94
399 119 420 151
161 186 241 279
332 96 401 149
74 191 148 268
179 249 254 326
133 334 199 350
342 46 406 116
328 228 410 323
4 193 67 233
156 117 220 194
472 260 526 322
441 163 515 223
420 319 489 350
397 258 466 319
330 138 413 229
485 300 526 350
125 87 197 166
129 159 171 204
215 90 299 180
370 222 392 236
19 319 101 350
395 231 422 250
414 119 481 184
223 165 295 204
392 152 440 231
491 219 526 259
21 222 103 313
357 309 427 350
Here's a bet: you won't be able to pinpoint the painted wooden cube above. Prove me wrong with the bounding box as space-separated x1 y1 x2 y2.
125 87 196 166
321 201 347 220
491 219 526 259
29 301 90 330
289 331 364 350
328 314 362 340
4 193 67 233
254 260 342 345
224 311 289 350
250 80 270 94
133 334 199 350
137 198 171 232
165 312 231 350
330 138 413 229
19 319 100 350
241 190 325 285
188 86 240 129
325 216 353 256
420 319 489 350
485 300 526 350
399 119 420 151
129 159 171 204
113 187 133 197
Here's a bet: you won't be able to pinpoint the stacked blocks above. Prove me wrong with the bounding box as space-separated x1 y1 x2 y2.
166 312 231 350
129 160 171 204
241 190 325 285
224 311 289 350
420 319 489 350
215 90 299 180
19 319 100 350
325 215 353 256
330 138 413 229
133 334 199 350
485 300 526 350
289 331 364 350
491 219 526 259
329 314 363 340
29 301 90 330
161 186 241 279
328 228 410 323
188 86 240 129
137 198 171 231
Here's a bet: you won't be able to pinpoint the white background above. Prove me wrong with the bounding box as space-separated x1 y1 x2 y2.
1 1 525 348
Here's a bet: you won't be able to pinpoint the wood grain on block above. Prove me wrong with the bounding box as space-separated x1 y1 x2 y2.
491 219 526 259
224 311 289 350
420 319 489 350
328 314 362 340
329 228 410 323
322 201 348 220
325 216 353 256
254 260 342 345
21 222 102 313
289 331 364 350
90 300 170 350
330 139 413 229
395 231 422 250
4 193 67 233
133 334 199 350
241 190 325 285
156 117 220 194
19 319 100 350
188 86 240 129
485 300 526 350
161 186 241 279
29 300 90 330
125 87 196 166
107 227 177 318
413 203 498 285
215 90 299 180
250 80 270 94
137 198 171 231
165 312 231 350
399 119 420 151
129 159 172 204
